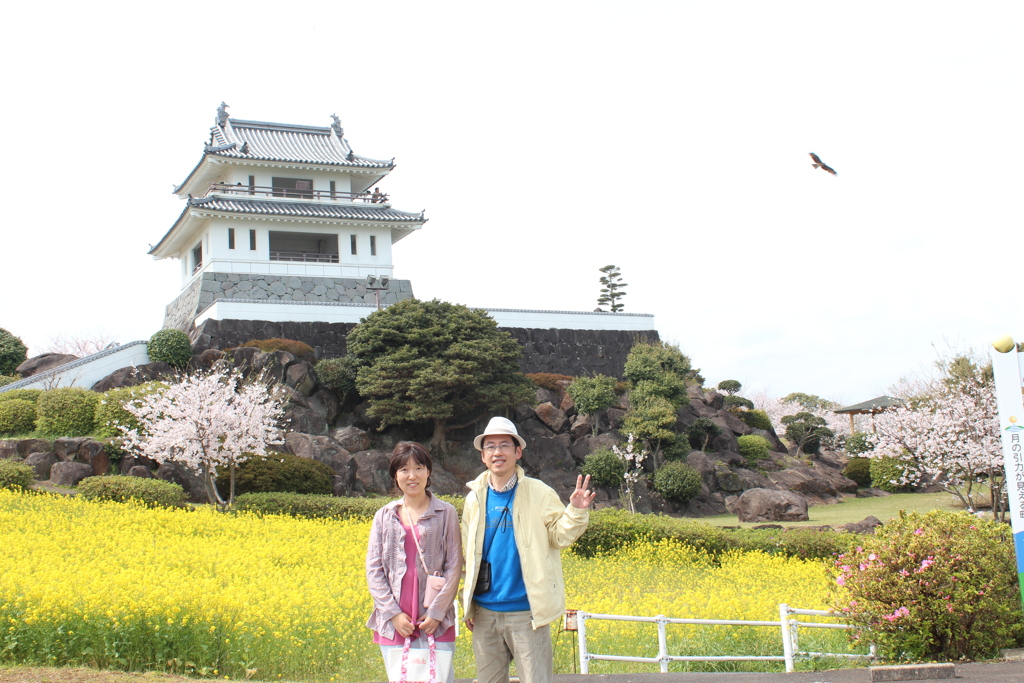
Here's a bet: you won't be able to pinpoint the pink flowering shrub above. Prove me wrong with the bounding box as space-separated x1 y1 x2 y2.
833 510 1023 662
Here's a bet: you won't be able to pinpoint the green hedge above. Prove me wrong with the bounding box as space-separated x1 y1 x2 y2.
573 508 855 561
216 452 334 497
232 492 466 520
844 457 872 487
737 434 771 463
76 476 189 508
36 388 100 437
94 382 167 438
651 461 703 503
0 399 36 436
738 409 773 431
0 389 43 405
580 448 624 487
0 459 35 491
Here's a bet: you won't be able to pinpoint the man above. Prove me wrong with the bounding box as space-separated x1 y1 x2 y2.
461 416 596 683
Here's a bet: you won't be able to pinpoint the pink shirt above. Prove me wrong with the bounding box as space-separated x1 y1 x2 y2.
373 517 455 645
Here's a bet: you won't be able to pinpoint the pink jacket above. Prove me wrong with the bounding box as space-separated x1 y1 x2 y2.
365 494 463 640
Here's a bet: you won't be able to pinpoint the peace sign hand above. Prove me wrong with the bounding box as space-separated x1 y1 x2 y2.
569 474 597 510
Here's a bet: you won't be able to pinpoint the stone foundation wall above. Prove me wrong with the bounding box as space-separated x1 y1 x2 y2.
164 273 414 332
191 318 660 377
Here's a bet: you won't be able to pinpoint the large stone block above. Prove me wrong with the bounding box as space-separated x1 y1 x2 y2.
734 488 808 522
24 451 58 480
50 462 94 487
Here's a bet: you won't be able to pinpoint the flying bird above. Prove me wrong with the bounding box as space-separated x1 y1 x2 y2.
809 152 837 176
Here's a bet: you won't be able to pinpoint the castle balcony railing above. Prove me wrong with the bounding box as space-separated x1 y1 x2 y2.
269 251 340 263
206 183 389 204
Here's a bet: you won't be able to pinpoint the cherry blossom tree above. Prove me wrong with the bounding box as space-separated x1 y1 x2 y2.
119 370 284 510
612 433 648 514
865 366 1002 516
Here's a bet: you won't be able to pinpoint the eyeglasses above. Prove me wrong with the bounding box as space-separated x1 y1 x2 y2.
482 443 517 455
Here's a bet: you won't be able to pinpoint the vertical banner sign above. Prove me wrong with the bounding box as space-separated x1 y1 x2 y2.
991 342 1024 612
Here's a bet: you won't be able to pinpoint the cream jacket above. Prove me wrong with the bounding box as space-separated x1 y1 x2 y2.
461 465 589 630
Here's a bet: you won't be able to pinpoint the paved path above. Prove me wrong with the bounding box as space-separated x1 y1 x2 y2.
457 660 1024 683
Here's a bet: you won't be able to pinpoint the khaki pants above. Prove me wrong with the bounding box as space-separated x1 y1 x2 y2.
471 606 552 683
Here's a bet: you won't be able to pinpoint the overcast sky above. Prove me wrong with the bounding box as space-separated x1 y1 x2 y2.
2 1 1020 403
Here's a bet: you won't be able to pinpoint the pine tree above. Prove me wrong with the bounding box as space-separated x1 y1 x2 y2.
597 265 628 312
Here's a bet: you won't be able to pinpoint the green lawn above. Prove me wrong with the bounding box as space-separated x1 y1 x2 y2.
701 492 962 529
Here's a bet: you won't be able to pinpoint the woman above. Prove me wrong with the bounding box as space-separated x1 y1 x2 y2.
366 442 463 683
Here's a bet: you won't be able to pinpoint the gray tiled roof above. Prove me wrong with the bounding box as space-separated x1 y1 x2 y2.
209 119 394 169
834 396 904 414
189 196 426 222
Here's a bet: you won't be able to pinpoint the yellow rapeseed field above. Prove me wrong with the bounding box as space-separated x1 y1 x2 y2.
0 490 856 681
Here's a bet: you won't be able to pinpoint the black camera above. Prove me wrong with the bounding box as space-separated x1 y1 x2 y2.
474 560 492 595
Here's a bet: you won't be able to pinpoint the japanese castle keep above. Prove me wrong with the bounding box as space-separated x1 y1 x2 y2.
153 105 658 376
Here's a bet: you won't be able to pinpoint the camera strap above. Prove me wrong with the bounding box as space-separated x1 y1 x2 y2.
480 487 515 563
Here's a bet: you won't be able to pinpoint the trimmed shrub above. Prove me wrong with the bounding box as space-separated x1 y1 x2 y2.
580 448 625 487
525 372 574 394
716 379 742 395
314 356 358 394
36 388 100 437
835 510 1024 661
216 452 334 496
94 382 167 438
843 457 872 487
147 329 192 368
0 388 43 405
869 455 913 492
723 395 754 411
737 434 770 463
844 431 874 455
0 459 35 492
0 399 37 435
686 417 721 450
240 338 316 361
0 329 27 376
567 374 617 418
738 409 773 431
651 461 703 503
0 375 20 388
76 476 188 509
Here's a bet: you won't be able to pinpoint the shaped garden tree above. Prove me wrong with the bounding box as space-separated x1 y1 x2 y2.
343 298 534 452
597 264 628 312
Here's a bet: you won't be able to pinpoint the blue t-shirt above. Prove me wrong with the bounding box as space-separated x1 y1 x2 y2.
474 486 530 612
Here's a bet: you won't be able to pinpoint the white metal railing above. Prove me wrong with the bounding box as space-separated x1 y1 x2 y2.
575 603 875 674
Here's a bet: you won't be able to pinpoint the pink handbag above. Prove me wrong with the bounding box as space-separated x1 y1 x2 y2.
404 506 447 610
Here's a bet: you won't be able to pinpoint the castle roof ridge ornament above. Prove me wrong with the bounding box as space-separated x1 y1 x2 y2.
331 113 344 137
216 102 229 127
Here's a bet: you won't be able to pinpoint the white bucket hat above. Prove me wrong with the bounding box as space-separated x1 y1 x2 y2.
473 416 527 451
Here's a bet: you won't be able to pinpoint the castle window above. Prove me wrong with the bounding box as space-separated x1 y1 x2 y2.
228 228 235 249
272 177 314 199
370 235 377 256
249 229 256 250
269 231 339 263
350 235 358 255
248 175 256 195
192 243 202 274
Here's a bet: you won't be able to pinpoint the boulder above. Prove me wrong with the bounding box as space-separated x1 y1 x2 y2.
24 451 59 480
686 450 718 490
16 353 78 378
559 392 575 414
128 465 154 478
734 488 809 522
839 516 883 534
534 387 559 406
119 454 159 475
74 440 110 476
91 362 175 392
50 462 94 487
535 402 568 433
284 433 357 490
569 433 620 464
569 414 593 439
519 417 553 437
513 403 537 423
605 407 626 430
156 462 208 503
285 362 317 396
352 449 392 495
521 434 573 472
53 437 91 462
0 440 19 460
197 349 226 368
704 391 725 410
309 389 341 425
14 439 53 457
330 425 372 453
